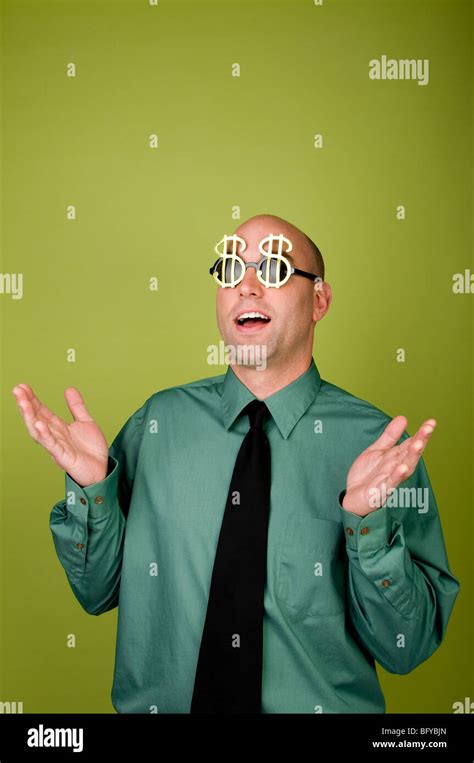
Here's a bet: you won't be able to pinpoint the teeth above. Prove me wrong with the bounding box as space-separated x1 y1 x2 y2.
237 311 270 323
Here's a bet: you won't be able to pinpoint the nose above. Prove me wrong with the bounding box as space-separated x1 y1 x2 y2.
238 262 264 297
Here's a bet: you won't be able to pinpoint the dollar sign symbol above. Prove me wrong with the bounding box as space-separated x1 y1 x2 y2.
214 234 246 287
258 233 293 288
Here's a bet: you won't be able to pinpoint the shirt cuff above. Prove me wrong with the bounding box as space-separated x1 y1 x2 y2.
338 488 392 553
64 456 119 519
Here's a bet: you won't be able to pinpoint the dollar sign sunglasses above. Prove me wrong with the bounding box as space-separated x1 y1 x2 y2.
209 233 323 289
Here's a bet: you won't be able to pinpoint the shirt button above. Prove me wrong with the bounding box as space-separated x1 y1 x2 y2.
94 496 104 504
80 497 87 505
360 527 370 535
346 527 354 536
76 543 84 550
382 578 391 587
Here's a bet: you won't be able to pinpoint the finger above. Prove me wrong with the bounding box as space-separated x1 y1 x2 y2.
411 419 437 445
401 435 431 473
383 438 427 492
12 384 32 405
375 463 411 495
13 392 44 443
376 452 404 479
12 383 56 422
33 420 67 459
368 415 407 452
12 382 40 407
64 387 94 423
396 419 437 459
375 422 436 497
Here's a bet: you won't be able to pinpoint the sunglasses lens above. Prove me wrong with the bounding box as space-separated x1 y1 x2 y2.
260 256 290 285
215 256 243 285
212 253 291 287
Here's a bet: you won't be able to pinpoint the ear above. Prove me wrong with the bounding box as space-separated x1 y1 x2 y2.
312 281 332 322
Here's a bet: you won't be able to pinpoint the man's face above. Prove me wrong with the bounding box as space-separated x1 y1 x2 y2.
215 219 322 368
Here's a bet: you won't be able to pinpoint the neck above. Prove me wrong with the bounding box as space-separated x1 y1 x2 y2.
230 351 313 399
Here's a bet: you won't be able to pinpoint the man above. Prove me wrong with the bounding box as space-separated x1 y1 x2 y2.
12 213 460 714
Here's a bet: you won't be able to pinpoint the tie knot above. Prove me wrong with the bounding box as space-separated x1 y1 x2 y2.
245 399 269 430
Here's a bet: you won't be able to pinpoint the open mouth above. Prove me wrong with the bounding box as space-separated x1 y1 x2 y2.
234 311 272 331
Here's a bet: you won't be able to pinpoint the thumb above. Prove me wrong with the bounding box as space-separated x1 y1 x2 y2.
64 387 94 422
368 415 407 452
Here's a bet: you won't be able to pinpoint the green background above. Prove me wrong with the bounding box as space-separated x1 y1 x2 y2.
1 0 472 713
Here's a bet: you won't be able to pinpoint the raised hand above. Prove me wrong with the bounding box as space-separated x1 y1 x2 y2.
12 383 109 487
342 415 437 516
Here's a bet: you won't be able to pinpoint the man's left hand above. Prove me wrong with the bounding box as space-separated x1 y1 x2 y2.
342 416 437 517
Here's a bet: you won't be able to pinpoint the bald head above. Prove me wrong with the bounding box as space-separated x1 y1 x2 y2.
233 213 325 280
216 212 333 380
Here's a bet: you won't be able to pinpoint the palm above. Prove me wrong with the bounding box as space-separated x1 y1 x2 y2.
12 383 109 487
50 418 109 482
346 447 391 494
343 415 437 516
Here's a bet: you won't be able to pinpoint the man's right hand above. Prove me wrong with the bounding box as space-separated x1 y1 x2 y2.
12 383 109 488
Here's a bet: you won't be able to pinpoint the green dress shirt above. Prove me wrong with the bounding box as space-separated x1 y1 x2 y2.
49 357 460 713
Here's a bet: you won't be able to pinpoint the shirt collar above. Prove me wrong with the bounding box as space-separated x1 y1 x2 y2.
221 356 322 440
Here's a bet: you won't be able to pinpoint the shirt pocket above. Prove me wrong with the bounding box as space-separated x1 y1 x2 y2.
276 513 347 618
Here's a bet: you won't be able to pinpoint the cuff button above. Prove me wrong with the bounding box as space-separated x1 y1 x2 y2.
382 578 391 587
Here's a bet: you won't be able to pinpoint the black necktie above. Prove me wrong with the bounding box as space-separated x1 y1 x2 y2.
190 399 271 714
